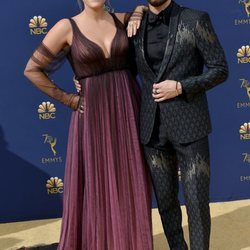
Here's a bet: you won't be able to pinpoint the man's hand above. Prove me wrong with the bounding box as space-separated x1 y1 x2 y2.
152 80 182 102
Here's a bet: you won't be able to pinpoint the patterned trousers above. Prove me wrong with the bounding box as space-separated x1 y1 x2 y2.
143 110 211 250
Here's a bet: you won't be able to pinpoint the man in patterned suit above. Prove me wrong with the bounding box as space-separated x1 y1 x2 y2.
128 0 228 249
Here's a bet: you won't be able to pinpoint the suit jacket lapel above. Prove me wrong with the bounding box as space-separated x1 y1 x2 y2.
155 2 182 82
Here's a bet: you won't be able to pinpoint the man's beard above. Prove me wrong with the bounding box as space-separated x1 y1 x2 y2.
147 0 170 7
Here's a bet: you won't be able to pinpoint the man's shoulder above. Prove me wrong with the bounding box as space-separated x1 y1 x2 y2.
180 6 209 21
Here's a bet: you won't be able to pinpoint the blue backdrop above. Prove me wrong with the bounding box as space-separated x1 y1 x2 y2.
0 0 250 223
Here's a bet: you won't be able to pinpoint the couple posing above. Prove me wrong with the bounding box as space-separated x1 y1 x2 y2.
24 0 228 249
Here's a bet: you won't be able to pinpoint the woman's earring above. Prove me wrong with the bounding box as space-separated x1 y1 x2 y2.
103 0 114 13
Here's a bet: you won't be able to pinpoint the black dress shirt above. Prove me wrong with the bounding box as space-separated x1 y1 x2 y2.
145 2 173 75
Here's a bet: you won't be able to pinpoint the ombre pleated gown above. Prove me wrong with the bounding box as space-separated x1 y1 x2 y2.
58 14 153 250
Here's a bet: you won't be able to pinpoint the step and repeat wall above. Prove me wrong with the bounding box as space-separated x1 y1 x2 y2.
0 0 249 223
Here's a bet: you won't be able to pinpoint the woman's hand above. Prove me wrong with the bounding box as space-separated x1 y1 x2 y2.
73 76 85 113
127 5 148 37
73 76 81 93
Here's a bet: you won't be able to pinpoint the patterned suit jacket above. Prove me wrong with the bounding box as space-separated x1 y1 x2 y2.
132 1 228 144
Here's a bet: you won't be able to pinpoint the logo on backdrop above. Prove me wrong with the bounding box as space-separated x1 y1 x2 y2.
38 101 56 120
239 0 250 17
43 134 57 156
29 16 48 35
237 45 250 64
46 177 64 194
239 122 250 139
240 175 250 181
237 79 250 108
41 134 63 164
240 79 250 99
235 0 250 25
242 152 250 163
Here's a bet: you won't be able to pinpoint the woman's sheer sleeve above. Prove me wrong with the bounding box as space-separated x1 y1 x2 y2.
24 39 79 110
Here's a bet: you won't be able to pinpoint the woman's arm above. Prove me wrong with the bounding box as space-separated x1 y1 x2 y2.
114 5 148 37
24 19 80 110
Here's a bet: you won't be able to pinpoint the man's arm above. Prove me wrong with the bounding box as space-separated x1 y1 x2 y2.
180 12 229 102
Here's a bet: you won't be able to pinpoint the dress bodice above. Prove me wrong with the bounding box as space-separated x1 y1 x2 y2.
67 13 130 80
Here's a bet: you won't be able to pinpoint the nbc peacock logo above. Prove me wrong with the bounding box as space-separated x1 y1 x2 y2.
239 122 250 139
237 45 250 64
29 16 48 35
46 177 64 194
38 101 56 120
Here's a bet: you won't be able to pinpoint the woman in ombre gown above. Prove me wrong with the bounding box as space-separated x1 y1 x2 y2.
24 0 152 249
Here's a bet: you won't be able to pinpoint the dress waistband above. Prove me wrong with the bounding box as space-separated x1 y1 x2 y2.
76 67 130 82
